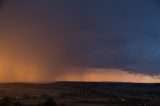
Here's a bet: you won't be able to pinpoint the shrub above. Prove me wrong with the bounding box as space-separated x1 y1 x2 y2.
43 98 57 106
13 102 23 106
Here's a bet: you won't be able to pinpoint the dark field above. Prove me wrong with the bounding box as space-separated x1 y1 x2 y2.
0 82 159 106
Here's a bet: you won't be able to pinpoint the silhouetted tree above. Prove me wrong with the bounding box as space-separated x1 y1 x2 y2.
1 96 12 106
22 94 31 100
59 103 66 106
41 94 51 99
13 102 23 106
43 98 57 106
0 102 10 106
36 102 43 106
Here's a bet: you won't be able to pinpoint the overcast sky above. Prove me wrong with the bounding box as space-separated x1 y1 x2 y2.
0 0 160 82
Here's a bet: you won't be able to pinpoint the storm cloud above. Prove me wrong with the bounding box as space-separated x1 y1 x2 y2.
63 0 160 74
0 0 160 80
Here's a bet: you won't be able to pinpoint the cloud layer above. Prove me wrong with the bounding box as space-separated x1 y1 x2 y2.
0 0 160 81
60 0 160 74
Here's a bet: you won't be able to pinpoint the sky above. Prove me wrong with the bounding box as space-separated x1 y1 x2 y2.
0 0 160 82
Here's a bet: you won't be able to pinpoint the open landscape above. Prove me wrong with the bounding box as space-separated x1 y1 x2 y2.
1 0 160 106
0 82 159 106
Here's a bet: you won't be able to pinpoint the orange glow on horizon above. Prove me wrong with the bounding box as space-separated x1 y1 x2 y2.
0 64 158 83
57 68 160 83
0 52 159 83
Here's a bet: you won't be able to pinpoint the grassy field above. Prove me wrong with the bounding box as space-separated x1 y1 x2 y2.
0 82 159 106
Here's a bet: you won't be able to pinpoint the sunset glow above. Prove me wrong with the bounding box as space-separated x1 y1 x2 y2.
0 64 158 83
0 0 160 83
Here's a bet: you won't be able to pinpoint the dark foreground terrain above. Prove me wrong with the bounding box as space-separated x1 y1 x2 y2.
0 82 159 106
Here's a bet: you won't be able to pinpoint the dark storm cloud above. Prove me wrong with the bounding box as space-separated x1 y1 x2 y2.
64 0 160 74
1 0 160 75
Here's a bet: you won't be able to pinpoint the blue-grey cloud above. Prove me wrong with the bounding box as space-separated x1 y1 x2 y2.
63 0 160 74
